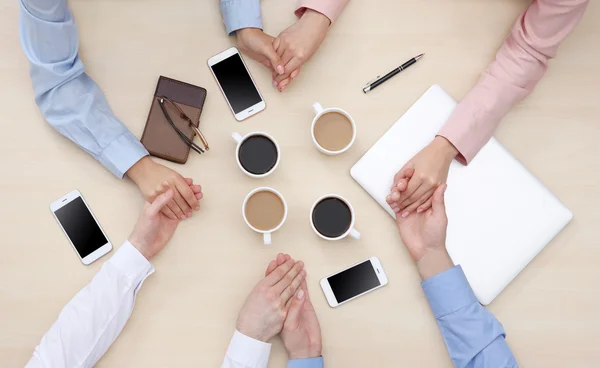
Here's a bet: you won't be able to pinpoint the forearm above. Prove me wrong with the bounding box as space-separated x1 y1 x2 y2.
220 0 263 35
422 266 517 367
26 242 154 368
295 0 349 23
438 0 589 164
19 0 148 178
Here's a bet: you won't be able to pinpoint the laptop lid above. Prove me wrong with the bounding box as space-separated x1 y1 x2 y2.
350 85 572 304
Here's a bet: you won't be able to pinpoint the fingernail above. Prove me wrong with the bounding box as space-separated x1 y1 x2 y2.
393 207 400 213
272 80 278 87
401 211 409 218
416 208 423 213
195 205 200 211
186 212 192 217
297 289 304 300
277 65 284 74
386 196 391 202
180 215 186 220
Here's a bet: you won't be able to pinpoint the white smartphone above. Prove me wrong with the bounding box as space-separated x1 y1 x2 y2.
208 47 266 121
50 190 112 265
320 257 388 308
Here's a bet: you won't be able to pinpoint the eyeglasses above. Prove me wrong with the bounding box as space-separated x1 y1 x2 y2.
157 95 209 154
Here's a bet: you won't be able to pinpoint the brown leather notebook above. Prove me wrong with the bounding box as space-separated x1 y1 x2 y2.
140 76 207 164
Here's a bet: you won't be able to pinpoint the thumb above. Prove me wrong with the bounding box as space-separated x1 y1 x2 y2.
394 166 415 184
286 289 305 326
149 189 174 216
263 44 284 75
431 184 447 214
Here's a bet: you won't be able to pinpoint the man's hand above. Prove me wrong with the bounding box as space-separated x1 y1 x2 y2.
128 190 180 260
266 254 322 359
395 184 454 280
387 136 458 217
236 257 306 342
237 28 285 75
126 157 203 221
271 9 330 92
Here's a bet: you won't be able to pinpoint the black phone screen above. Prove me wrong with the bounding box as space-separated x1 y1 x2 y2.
211 53 262 114
54 197 107 258
327 260 381 303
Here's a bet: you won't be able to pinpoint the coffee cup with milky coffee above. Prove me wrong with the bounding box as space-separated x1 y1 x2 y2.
311 102 356 155
242 187 288 245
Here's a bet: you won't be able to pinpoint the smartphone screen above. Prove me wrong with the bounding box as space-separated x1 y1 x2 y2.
327 260 381 303
210 53 262 113
54 197 108 258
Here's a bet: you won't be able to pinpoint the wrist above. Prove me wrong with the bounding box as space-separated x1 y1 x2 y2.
289 349 321 360
416 248 454 281
237 27 261 38
301 9 331 28
128 237 152 260
432 136 459 161
126 156 153 186
236 324 270 343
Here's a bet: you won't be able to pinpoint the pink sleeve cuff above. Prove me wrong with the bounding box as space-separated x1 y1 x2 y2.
295 0 349 23
438 73 529 165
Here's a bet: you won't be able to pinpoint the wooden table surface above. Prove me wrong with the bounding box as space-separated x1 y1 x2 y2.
1 0 599 367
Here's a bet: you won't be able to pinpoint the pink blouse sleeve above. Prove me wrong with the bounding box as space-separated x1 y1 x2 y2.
295 0 349 23
438 0 589 164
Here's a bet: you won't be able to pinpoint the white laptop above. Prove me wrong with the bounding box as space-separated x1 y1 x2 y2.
351 85 572 305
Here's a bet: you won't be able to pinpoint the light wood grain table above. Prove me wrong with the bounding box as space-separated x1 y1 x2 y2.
1 1 600 367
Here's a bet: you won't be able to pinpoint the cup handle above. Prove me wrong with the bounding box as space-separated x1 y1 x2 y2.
232 132 243 144
263 232 272 245
349 228 361 240
312 102 324 116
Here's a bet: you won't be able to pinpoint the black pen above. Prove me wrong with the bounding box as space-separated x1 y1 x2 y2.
363 53 424 93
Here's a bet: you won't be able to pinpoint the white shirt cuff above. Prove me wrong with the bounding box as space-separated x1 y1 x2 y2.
108 241 155 286
225 330 271 367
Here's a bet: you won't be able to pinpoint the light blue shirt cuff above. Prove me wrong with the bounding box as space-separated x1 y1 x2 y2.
220 0 263 35
98 130 148 179
421 265 478 318
287 356 324 368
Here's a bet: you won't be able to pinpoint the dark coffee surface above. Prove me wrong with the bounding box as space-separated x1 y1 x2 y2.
238 135 278 175
312 197 352 238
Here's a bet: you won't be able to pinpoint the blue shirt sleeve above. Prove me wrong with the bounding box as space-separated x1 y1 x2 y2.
220 0 263 35
422 266 518 368
19 0 148 179
287 357 324 368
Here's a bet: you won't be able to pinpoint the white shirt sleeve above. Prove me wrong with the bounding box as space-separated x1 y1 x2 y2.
26 241 154 368
221 330 272 368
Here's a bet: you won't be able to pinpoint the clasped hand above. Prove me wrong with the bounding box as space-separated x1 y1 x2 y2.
236 9 331 92
236 253 322 359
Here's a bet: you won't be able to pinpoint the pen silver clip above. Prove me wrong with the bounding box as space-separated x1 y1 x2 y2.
364 75 381 87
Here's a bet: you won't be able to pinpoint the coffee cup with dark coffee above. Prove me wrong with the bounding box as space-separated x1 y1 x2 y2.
242 187 288 245
311 103 356 155
233 132 280 178
310 194 360 241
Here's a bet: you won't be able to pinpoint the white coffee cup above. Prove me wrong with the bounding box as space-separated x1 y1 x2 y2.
232 131 281 178
242 187 288 245
311 102 357 155
309 194 361 241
